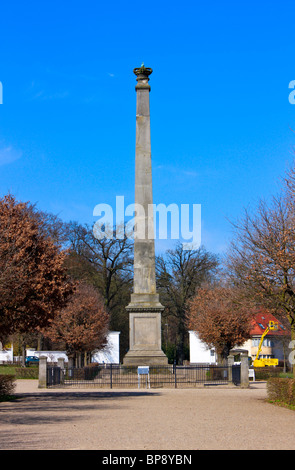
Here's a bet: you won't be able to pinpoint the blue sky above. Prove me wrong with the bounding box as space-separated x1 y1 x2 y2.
0 0 294 255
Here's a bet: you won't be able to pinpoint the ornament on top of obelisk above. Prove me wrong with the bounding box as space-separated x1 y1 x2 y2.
123 65 168 366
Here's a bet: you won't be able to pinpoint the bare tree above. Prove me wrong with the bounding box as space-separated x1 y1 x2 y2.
65 222 133 359
66 222 133 307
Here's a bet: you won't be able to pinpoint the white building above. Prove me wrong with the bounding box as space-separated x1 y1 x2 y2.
189 331 217 364
91 331 120 364
0 344 13 363
21 332 120 364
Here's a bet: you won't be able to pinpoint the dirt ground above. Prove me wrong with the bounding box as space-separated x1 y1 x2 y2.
0 379 294 450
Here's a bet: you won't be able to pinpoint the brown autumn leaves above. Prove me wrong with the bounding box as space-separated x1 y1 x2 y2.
0 195 109 356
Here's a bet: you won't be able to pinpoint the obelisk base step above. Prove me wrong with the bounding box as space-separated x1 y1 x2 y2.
123 349 168 366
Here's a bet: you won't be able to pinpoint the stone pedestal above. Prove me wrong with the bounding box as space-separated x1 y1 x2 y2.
123 294 168 366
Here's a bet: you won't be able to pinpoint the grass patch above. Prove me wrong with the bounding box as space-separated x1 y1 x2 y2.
268 399 295 412
0 365 18 375
279 372 294 379
0 364 38 379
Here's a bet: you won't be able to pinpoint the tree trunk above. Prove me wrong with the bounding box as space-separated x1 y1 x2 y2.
37 333 43 351
22 343 26 367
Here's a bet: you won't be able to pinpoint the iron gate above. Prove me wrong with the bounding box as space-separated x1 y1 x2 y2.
232 364 241 386
47 366 61 386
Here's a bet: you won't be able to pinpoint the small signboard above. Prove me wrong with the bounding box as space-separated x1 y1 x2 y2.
137 366 150 389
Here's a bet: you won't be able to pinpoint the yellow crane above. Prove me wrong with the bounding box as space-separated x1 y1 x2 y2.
253 321 279 367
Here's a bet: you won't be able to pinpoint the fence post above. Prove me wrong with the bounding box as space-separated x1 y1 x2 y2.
227 353 234 384
57 357 65 385
110 363 113 389
38 356 47 388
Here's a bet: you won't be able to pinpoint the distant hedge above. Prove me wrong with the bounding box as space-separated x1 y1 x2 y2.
15 367 38 379
254 367 284 381
267 378 295 407
0 375 16 397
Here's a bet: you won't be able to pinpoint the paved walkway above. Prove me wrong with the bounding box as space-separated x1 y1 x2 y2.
0 380 294 450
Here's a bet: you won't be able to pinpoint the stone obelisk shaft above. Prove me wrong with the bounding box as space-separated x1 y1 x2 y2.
123 65 168 366
133 66 157 297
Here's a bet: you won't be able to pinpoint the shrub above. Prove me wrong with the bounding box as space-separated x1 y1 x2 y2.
267 378 295 406
0 375 16 397
83 365 101 380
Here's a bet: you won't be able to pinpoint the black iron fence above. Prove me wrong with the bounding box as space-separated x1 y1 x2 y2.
46 363 240 388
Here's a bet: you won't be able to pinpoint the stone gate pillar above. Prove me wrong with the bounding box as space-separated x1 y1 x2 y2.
240 351 249 388
38 356 47 388
229 348 249 388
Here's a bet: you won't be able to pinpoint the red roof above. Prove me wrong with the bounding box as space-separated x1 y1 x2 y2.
250 309 290 337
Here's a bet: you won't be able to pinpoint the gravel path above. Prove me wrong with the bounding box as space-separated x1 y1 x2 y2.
0 380 294 450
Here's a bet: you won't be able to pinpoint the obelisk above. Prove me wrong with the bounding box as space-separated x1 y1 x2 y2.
123 65 168 366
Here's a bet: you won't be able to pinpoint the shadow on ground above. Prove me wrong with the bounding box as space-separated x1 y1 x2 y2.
0 390 160 426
